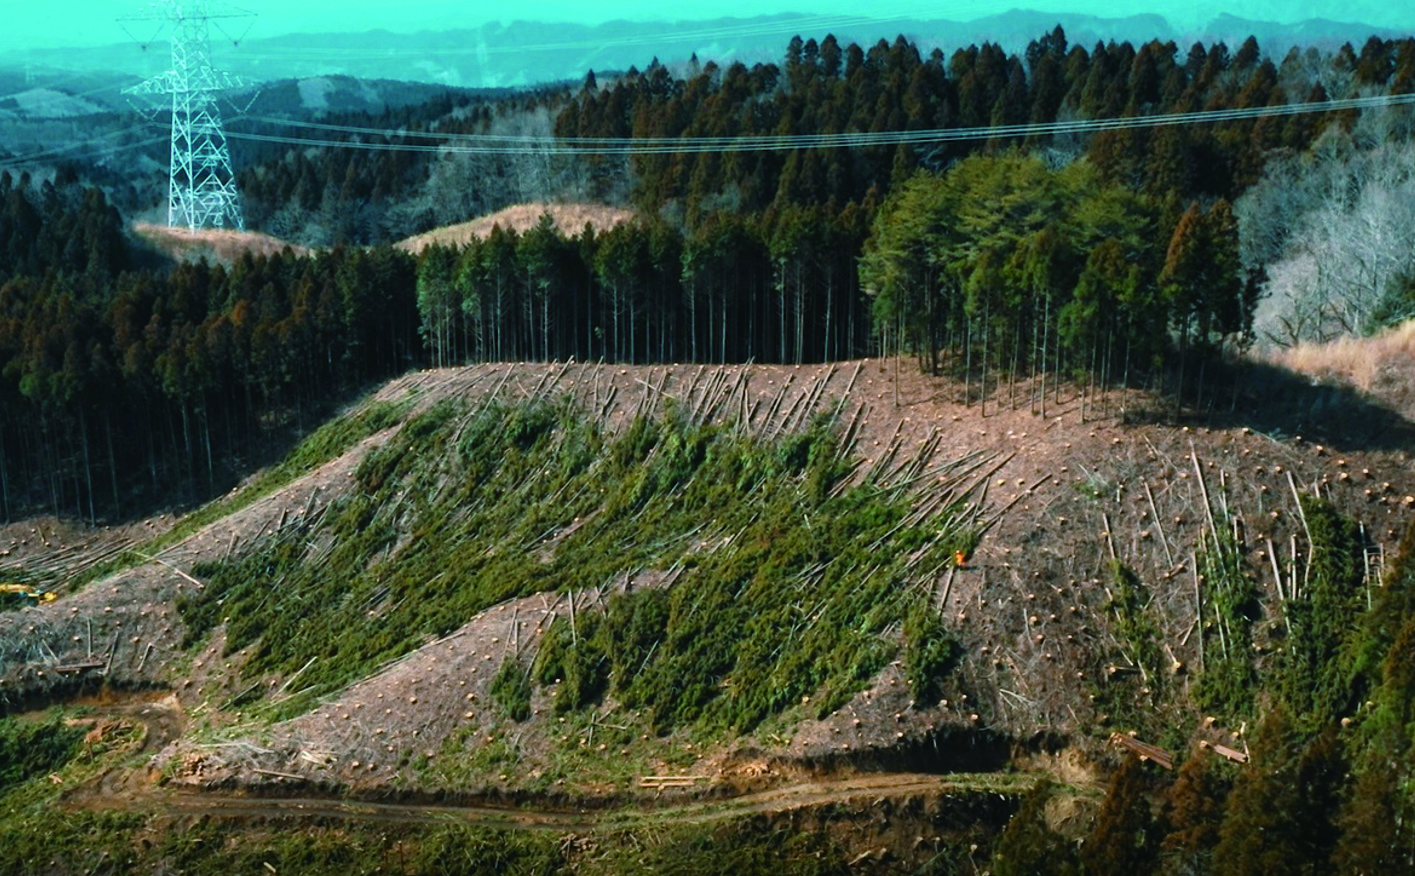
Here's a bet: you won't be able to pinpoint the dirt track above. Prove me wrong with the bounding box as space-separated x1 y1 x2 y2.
65 770 1039 832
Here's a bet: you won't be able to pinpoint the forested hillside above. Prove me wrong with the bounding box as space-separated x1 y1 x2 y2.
232 87 573 245
402 30 1414 382
3 28 1414 523
0 171 418 521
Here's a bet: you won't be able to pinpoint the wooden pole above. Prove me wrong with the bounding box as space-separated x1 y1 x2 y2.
102 627 121 677
568 590 577 644
1287 470 1314 594
137 552 204 589
1267 537 1285 602
1191 552 1204 672
1190 444 1218 546
1145 481 1174 568
136 643 154 673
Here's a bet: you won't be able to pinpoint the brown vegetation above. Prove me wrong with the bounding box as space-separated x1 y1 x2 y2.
394 203 635 253
132 222 310 265
1267 319 1415 418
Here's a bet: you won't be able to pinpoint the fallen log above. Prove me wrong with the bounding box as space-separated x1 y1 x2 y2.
638 775 710 789
1110 732 1174 770
251 768 307 781
1200 740 1250 764
53 661 106 675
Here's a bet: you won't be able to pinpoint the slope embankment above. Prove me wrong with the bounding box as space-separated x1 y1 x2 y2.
1 356 1412 871
1267 318 1415 420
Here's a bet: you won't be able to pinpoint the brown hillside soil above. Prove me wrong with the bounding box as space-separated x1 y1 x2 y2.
132 222 310 265
394 203 635 252
5 357 1414 828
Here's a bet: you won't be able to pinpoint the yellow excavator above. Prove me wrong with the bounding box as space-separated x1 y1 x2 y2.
0 582 57 607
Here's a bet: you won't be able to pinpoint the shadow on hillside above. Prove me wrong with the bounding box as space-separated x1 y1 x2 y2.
1127 358 1415 454
797 727 1014 776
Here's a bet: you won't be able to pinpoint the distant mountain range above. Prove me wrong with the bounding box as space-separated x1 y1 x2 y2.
2 9 1407 99
0 71 496 126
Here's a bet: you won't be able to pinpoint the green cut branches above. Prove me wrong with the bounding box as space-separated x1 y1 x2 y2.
182 394 984 733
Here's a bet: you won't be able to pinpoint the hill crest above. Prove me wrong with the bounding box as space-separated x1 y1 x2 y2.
395 202 635 252
132 222 309 266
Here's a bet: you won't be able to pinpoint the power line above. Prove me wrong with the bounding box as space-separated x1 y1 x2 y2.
0 137 168 171
0 124 166 170
226 92 1415 156
4 85 1408 171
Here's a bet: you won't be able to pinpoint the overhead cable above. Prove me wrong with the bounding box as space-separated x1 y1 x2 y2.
226 92 1415 156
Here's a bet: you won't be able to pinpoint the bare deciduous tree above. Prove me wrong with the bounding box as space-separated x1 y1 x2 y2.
1240 127 1415 346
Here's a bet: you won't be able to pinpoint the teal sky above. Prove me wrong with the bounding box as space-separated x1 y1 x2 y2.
2 0 1412 52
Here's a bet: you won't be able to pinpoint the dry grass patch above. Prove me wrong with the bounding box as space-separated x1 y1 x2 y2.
133 222 309 264
396 203 635 252
1265 319 1415 420
1270 320 1415 391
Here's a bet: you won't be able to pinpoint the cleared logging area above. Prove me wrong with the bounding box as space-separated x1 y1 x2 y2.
180 390 991 732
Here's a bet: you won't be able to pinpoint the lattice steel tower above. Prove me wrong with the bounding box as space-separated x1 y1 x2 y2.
120 1 254 231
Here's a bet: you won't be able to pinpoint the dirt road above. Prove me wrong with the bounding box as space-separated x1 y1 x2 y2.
65 770 1037 832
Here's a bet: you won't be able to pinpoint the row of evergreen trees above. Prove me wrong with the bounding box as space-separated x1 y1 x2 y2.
224 29 1415 255
404 148 1256 397
0 168 128 286
860 153 1257 405
558 30 1415 220
413 205 873 368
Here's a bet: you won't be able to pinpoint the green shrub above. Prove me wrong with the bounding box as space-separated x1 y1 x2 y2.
1369 269 1415 333
0 716 83 793
490 658 533 722
904 602 963 707
1092 561 1170 738
1278 497 1370 729
989 781 1080 876
181 396 979 733
1194 525 1260 722
598 820 852 876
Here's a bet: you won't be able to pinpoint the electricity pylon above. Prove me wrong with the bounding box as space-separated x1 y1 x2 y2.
120 1 254 231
